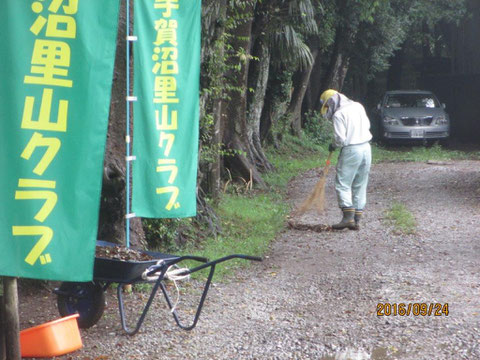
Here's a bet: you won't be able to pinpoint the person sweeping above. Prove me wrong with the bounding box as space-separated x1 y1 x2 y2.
320 89 372 230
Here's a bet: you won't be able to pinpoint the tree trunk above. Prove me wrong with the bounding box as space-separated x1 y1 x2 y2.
322 49 350 93
2 278 20 360
247 33 274 172
287 49 318 136
260 70 292 146
99 0 146 248
201 0 227 199
304 49 324 114
319 27 355 108
387 47 405 90
223 0 266 188
210 100 223 197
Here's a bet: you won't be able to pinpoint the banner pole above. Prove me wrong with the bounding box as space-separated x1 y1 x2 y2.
125 0 131 248
2 277 20 360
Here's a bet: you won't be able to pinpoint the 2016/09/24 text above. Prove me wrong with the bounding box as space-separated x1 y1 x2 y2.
377 303 449 317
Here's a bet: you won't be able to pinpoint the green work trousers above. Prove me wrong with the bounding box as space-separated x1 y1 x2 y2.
335 142 371 210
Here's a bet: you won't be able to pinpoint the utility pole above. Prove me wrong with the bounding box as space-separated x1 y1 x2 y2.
2 277 20 360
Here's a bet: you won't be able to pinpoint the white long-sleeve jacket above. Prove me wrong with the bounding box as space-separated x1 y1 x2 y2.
331 97 372 147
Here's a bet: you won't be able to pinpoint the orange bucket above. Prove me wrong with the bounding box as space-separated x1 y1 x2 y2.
20 314 83 358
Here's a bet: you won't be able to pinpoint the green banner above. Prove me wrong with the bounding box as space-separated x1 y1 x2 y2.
0 1 120 281
132 0 200 218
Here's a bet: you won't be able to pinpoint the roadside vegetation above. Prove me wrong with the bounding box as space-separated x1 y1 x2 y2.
385 201 417 235
372 142 480 163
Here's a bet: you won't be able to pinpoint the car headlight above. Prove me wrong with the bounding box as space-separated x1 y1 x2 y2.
383 116 400 125
434 116 449 125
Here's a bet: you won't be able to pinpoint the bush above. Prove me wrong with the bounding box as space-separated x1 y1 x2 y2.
143 218 185 251
303 110 334 145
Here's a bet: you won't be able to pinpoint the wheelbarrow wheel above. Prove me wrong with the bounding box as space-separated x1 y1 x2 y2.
57 281 105 328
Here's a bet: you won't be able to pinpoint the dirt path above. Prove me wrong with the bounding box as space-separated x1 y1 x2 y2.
20 160 480 359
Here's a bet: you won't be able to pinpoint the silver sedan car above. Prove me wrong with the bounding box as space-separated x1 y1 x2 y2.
376 90 450 142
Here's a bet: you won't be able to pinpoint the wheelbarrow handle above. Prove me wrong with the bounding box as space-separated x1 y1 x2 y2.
146 254 260 277
186 254 262 275
163 254 262 331
118 254 262 334
145 255 209 277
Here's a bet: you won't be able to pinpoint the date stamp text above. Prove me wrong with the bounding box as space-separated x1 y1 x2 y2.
377 303 449 317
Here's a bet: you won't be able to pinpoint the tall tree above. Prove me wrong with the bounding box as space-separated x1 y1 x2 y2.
251 0 319 140
222 0 267 187
278 0 319 136
348 0 412 100
246 0 274 172
199 0 228 199
320 0 381 94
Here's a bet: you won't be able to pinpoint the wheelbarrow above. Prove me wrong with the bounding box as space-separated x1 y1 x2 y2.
54 241 261 335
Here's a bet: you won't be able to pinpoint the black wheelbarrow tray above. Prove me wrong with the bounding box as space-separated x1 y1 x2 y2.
54 241 261 335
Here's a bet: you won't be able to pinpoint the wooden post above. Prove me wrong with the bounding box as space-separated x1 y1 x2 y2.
3 277 20 360
0 280 5 360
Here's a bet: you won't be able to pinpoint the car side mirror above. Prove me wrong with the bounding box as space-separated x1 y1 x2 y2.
442 103 446 109
376 103 381 110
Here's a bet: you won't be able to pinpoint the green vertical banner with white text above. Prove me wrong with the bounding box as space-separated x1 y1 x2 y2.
132 0 200 218
0 1 120 281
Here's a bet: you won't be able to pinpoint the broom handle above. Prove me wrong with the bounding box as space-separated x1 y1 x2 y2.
323 151 334 176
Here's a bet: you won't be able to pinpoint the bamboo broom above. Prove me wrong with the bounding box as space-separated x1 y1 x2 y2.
295 151 333 216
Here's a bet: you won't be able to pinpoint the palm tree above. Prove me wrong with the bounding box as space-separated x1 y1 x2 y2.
250 0 319 142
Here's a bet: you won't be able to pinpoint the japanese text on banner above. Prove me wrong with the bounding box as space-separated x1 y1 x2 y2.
132 0 200 218
13 0 78 267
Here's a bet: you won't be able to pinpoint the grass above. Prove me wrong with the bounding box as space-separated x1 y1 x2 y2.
178 193 289 280
385 202 417 235
264 134 332 190
372 142 480 163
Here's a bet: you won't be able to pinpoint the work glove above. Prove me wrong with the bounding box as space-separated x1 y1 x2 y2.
328 143 336 153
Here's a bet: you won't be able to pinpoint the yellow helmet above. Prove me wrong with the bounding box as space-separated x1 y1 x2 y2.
320 89 338 115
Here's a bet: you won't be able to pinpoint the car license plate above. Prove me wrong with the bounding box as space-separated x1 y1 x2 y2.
411 129 425 138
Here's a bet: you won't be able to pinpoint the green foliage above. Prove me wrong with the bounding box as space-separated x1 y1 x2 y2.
201 143 246 165
199 0 249 167
314 0 336 49
409 0 467 28
371 143 480 164
178 192 288 280
385 202 417 235
264 133 329 190
303 111 334 146
349 0 411 79
267 0 319 71
272 26 314 70
329 0 467 90
143 218 191 252
399 0 467 55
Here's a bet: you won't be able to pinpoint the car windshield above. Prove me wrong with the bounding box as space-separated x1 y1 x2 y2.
385 94 440 108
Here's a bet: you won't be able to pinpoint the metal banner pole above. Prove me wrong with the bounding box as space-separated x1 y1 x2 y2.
125 0 132 248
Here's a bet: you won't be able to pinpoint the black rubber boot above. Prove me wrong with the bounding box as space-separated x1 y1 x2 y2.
353 210 363 231
332 208 356 230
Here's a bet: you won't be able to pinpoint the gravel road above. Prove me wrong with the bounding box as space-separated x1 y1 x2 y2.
20 160 480 359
